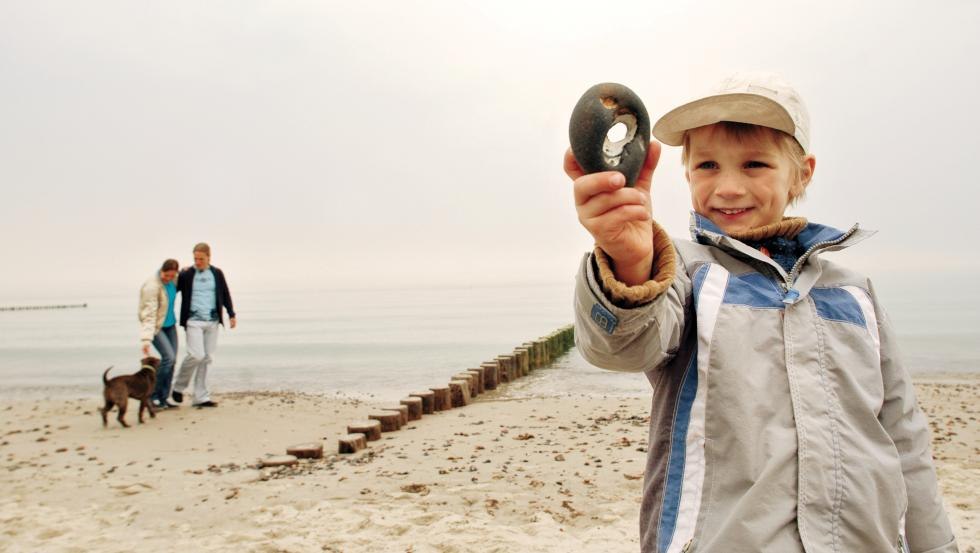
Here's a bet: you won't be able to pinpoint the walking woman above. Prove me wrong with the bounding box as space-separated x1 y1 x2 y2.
139 258 180 409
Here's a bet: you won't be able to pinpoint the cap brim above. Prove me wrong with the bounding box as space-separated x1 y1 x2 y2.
652 93 796 146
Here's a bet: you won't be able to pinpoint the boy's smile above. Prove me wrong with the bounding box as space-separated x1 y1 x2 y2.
685 124 813 235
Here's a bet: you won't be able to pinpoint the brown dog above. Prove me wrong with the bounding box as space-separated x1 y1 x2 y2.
101 357 160 428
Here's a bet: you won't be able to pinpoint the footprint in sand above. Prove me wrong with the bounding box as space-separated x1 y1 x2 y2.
36 527 67 539
111 482 154 495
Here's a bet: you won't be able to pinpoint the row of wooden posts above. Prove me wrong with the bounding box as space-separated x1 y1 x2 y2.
341 324 575 453
268 325 576 465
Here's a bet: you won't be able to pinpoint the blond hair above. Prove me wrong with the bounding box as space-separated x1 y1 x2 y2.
193 243 211 256
681 122 810 204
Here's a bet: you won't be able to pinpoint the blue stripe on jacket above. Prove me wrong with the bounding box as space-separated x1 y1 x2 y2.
723 272 785 309
657 349 699 553
655 263 712 552
810 287 867 327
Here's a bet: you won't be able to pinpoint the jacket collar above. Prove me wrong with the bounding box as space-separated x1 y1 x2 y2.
729 217 808 242
688 211 875 281
689 211 871 248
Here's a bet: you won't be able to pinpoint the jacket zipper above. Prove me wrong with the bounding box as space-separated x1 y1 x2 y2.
778 225 860 292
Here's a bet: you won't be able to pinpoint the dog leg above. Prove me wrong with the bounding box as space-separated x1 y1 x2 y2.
101 401 113 427
138 399 155 422
117 401 129 428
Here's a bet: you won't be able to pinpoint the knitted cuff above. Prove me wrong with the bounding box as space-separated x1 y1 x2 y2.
594 220 677 308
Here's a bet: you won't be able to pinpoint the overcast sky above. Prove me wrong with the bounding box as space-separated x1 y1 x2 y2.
1 0 978 300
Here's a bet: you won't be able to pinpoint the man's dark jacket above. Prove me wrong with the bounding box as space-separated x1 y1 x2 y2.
176 265 235 328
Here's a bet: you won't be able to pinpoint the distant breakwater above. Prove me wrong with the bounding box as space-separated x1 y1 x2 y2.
0 303 88 312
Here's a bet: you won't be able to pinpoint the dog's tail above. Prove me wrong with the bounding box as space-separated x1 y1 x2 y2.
102 366 113 385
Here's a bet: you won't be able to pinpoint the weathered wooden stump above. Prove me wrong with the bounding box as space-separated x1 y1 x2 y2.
409 391 436 414
382 405 409 426
369 411 402 432
338 433 367 454
429 386 452 411
532 339 543 366
495 356 511 383
400 397 423 421
497 357 514 382
480 361 500 389
448 380 471 407
522 342 538 369
348 419 382 441
497 355 516 381
506 354 519 380
514 348 529 376
466 368 486 394
538 337 552 364
286 442 324 459
535 339 547 364
453 372 478 397
549 331 562 356
260 455 298 468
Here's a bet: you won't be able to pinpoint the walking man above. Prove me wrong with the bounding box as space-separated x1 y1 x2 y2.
171 242 236 408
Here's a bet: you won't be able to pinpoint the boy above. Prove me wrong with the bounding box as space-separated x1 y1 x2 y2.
565 72 958 552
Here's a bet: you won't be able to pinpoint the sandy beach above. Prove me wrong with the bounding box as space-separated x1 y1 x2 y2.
1 376 976 553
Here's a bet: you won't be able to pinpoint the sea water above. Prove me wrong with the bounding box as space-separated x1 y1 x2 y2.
0 279 976 401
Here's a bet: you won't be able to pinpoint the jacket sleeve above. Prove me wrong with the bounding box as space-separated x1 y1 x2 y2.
177 270 186 293
219 269 235 318
872 287 958 553
574 221 690 373
137 280 159 347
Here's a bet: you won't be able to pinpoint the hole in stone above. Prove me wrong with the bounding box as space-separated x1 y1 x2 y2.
602 114 638 164
607 122 628 143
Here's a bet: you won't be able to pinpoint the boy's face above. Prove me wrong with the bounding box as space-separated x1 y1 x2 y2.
685 124 806 235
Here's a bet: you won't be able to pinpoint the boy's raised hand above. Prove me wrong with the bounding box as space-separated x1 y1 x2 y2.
565 141 661 286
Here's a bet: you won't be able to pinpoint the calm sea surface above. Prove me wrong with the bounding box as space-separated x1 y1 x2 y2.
0 280 976 401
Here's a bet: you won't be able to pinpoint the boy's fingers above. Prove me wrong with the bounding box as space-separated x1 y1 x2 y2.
573 171 626 206
577 187 649 220
563 148 584 180
582 204 651 234
634 140 662 194
569 142 660 198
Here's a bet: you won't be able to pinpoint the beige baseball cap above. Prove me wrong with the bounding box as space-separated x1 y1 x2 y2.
652 71 811 153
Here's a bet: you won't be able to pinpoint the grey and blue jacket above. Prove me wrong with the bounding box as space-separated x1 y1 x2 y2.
574 213 958 553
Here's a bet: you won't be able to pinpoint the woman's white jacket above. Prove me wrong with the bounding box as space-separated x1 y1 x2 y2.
138 273 168 348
